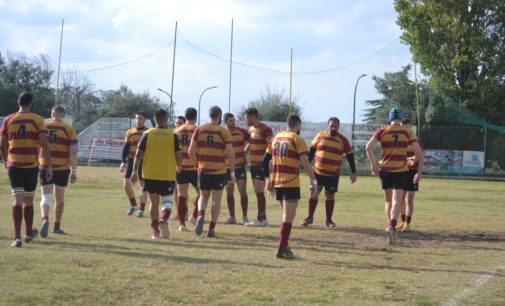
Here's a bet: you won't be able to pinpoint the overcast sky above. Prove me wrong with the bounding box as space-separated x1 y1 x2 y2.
0 0 413 123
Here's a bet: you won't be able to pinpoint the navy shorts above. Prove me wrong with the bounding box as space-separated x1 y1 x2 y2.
8 167 38 194
404 169 419 192
198 173 227 191
125 157 143 180
315 173 339 194
379 171 409 190
40 169 70 187
143 179 175 196
227 165 247 181
250 165 265 181
176 170 198 187
275 187 301 201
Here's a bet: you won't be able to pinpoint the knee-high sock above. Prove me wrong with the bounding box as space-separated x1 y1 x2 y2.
325 199 335 221
227 195 235 217
24 205 34 236
12 206 23 240
278 222 292 252
256 192 266 221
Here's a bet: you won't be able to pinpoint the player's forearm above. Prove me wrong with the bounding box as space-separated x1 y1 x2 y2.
416 152 425 174
121 143 130 163
175 151 182 170
308 147 316 162
261 153 272 178
301 157 316 181
133 150 144 171
70 146 78 171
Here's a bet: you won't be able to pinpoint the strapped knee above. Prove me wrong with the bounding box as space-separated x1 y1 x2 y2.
161 195 174 211
40 193 53 207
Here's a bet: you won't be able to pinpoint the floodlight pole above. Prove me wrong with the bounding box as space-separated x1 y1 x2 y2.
198 86 219 126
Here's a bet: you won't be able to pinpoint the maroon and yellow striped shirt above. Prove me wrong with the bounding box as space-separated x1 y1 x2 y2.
407 138 424 170
227 127 250 168
39 119 78 170
0 112 47 168
266 131 308 188
248 122 273 165
175 123 197 171
373 124 417 173
192 123 232 174
311 131 352 176
124 126 147 158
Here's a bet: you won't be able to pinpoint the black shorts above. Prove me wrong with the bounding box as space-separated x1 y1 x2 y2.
142 179 175 196
125 157 143 180
176 170 198 187
250 165 265 181
227 165 247 181
315 173 339 194
40 169 70 187
198 173 227 191
404 169 419 192
8 167 38 194
275 187 301 201
379 171 409 190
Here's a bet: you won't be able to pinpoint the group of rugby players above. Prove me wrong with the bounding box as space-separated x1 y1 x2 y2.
1 92 423 259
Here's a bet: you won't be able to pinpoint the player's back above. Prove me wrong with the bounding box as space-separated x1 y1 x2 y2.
1 112 46 168
268 130 308 188
374 124 417 172
39 119 78 170
193 123 232 174
175 123 197 171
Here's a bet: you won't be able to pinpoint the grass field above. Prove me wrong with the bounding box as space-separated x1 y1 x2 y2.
0 166 504 305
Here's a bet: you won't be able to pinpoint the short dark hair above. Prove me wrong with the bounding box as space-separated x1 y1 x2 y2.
402 118 411 125
18 92 33 107
223 112 234 121
287 114 301 129
135 111 147 118
327 117 340 125
209 106 222 120
52 105 65 114
154 108 168 125
185 107 197 121
244 107 259 118
177 116 186 123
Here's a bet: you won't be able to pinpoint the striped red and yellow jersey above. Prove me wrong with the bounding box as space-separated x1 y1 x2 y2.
39 119 78 170
124 126 147 159
266 131 309 188
0 112 47 168
311 131 352 176
227 127 250 169
175 123 197 171
407 138 424 170
192 123 232 174
373 124 417 173
248 122 273 165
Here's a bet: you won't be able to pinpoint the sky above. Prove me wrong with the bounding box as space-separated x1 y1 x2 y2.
0 0 413 123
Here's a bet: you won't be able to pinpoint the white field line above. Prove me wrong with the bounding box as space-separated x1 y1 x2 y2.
441 265 505 306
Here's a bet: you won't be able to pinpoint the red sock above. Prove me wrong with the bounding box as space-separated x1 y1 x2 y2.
151 219 159 232
12 206 23 240
41 215 49 222
325 199 335 221
227 195 235 218
209 221 216 231
140 203 146 211
240 195 248 216
24 205 34 236
198 209 205 218
406 215 412 224
162 209 171 222
54 221 61 230
389 219 397 228
256 192 266 221
177 196 187 226
192 194 200 218
278 222 292 252
401 214 406 222
308 199 318 218
129 198 137 206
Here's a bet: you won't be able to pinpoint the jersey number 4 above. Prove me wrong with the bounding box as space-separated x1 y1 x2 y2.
16 125 27 138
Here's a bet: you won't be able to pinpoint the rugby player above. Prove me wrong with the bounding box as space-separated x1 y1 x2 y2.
175 116 186 128
38 106 78 237
120 112 148 217
243 107 273 227
397 118 424 232
261 115 317 259
0 92 53 247
301 117 357 228
175 108 200 232
130 108 181 239
223 112 250 225
365 108 422 245
188 106 235 237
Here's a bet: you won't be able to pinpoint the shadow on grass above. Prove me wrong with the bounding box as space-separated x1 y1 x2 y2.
45 239 278 268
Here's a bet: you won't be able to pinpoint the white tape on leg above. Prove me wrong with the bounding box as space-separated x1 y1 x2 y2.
40 193 52 208
161 195 174 211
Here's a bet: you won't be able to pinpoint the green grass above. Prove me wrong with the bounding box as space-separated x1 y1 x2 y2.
0 166 504 305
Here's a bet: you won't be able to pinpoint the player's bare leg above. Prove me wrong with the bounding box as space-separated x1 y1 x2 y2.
383 188 393 225
39 184 54 237
236 178 248 224
225 181 236 224
301 187 322 227
386 188 405 245
404 191 415 231
208 189 224 237
53 185 66 234
124 178 137 215
397 193 408 231
195 189 210 236
10 191 25 247
324 191 336 228
277 200 298 259
148 193 161 239
137 180 147 218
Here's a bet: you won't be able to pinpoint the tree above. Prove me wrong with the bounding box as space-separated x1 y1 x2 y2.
395 0 505 125
0 52 54 117
100 84 163 121
237 88 302 122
